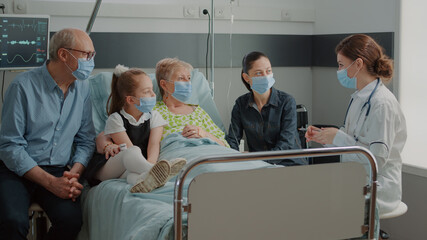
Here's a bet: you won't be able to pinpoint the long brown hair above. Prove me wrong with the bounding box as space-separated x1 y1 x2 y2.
107 69 148 115
335 34 393 83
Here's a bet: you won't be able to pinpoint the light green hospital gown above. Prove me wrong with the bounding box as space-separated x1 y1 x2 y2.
154 101 229 147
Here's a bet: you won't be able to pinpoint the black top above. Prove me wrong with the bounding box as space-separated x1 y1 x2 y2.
84 112 151 186
118 112 150 159
226 87 305 166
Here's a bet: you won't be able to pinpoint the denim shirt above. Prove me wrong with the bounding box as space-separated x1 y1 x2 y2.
0 62 96 176
226 87 302 165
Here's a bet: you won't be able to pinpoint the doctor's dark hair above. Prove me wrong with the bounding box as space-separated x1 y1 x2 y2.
241 51 269 91
107 68 148 115
335 34 393 83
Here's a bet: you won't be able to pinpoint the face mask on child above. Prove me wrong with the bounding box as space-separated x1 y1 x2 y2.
135 96 156 113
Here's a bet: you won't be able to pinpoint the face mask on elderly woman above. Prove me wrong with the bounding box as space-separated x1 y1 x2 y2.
167 80 192 103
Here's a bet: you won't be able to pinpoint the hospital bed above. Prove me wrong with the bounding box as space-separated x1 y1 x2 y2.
77 70 378 240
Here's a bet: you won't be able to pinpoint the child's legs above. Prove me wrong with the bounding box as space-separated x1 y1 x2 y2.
95 152 127 181
122 146 153 184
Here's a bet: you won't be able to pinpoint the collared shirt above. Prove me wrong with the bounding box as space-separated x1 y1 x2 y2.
332 80 407 215
104 108 168 136
0 62 96 176
226 87 301 154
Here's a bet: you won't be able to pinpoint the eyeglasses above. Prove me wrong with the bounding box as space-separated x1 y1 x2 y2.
64 48 96 61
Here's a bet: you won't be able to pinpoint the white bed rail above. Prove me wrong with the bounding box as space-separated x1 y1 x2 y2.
174 146 378 240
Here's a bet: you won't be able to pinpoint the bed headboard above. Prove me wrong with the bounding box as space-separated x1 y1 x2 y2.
88 69 225 135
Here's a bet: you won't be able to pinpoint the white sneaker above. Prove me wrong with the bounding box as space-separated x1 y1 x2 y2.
130 160 171 193
169 158 187 177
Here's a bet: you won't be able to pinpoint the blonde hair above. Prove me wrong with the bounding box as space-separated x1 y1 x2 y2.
155 58 193 97
107 65 148 115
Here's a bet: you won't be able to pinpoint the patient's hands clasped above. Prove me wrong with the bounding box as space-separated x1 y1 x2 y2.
182 125 205 139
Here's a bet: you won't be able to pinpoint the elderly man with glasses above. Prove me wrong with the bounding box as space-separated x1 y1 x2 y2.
0 28 96 240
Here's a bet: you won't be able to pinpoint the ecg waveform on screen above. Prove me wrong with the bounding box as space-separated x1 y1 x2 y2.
7 40 37 45
6 53 37 64
7 20 48 33
0 16 49 69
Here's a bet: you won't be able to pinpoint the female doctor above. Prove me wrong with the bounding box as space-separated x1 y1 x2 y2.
305 34 407 216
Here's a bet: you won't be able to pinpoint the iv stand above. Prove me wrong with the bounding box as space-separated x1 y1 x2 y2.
210 0 215 98
86 0 102 35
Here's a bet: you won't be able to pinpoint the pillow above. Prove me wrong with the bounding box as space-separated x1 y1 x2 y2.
88 69 225 135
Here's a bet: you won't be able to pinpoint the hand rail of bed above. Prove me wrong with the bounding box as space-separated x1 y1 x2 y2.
174 146 378 240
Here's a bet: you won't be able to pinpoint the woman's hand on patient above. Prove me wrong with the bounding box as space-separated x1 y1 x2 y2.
305 126 338 145
182 125 205 139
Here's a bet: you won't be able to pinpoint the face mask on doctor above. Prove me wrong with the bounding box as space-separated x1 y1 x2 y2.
64 49 95 80
250 74 275 94
337 60 360 89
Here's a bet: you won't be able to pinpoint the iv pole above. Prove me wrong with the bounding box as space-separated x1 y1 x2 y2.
210 0 215 98
86 0 102 35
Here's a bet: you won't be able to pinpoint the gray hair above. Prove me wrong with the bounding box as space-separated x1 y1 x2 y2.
48 28 77 61
155 58 193 97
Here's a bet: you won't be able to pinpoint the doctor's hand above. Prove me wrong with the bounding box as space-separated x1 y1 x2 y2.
306 126 338 145
305 125 321 142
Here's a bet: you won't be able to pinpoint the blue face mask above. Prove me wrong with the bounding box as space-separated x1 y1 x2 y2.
135 96 156 113
251 74 275 94
337 60 359 89
65 50 95 80
168 81 192 103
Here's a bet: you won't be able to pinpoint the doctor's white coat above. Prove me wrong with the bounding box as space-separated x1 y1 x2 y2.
332 80 407 215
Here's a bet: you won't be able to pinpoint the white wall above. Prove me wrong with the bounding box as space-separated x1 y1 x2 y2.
314 0 396 35
398 0 427 168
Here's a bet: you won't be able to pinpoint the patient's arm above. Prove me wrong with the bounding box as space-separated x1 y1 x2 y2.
182 125 226 147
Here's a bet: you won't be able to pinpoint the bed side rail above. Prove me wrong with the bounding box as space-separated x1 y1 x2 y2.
174 146 378 240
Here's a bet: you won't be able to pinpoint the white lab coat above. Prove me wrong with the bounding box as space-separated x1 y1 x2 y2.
332 80 407 215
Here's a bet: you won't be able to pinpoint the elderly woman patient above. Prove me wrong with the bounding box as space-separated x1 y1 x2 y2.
153 57 229 146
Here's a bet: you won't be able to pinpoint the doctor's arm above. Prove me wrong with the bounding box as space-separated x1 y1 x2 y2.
333 103 396 169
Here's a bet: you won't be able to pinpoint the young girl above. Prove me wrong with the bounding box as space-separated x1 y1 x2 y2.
90 65 186 193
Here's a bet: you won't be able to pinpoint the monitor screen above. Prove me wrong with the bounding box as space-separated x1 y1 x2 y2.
0 14 49 70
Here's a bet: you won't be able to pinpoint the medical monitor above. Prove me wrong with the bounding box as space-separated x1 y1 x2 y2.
0 14 49 70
